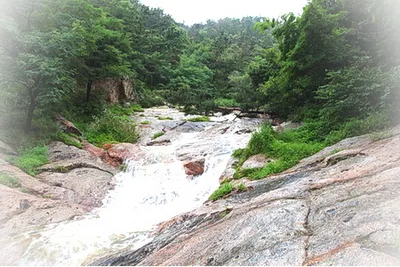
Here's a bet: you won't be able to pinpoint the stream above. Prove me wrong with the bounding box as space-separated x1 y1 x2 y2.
14 107 260 265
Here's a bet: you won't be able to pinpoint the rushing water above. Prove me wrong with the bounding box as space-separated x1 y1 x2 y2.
15 112 254 266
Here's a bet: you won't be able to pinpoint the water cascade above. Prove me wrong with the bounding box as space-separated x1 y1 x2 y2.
15 111 257 265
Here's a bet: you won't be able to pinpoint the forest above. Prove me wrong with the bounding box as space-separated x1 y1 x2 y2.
0 0 399 157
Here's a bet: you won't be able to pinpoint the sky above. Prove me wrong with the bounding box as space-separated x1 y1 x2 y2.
139 0 309 25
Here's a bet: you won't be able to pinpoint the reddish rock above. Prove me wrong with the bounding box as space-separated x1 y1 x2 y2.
106 143 142 165
183 158 205 176
83 142 105 158
102 143 114 150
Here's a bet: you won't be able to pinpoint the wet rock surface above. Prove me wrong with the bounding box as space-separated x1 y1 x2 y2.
92 127 400 266
0 141 118 265
183 158 205 176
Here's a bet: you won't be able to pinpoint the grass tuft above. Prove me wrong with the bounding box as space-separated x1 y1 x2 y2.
152 131 165 140
186 116 210 122
8 146 49 176
0 173 21 188
157 116 173 121
209 182 234 201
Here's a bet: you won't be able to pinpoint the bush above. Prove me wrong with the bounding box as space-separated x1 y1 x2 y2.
247 124 275 155
232 111 393 181
78 112 139 147
214 98 240 108
8 146 49 176
233 124 324 180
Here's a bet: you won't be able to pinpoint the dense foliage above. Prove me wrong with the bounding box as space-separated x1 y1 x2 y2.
0 0 399 164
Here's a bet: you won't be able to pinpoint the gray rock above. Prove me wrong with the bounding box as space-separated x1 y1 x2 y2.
219 157 238 182
47 141 91 162
91 128 400 266
37 168 113 207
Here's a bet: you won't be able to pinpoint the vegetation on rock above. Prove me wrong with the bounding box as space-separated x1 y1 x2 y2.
0 173 21 188
7 146 49 176
186 116 211 122
152 132 165 140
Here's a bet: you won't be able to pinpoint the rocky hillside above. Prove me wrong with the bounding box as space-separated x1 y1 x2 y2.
92 126 400 266
0 141 121 264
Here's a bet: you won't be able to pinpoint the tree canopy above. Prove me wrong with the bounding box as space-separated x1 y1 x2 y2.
0 0 398 142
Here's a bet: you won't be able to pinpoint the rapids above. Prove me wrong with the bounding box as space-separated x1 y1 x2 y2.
14 107 260 265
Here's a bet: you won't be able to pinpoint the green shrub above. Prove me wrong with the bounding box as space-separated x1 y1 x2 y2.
8 146 49 176
79 112 139 147
152 131 165 140
209 182 234 201
0 173 21 188
214 98 240 108
186 116 211 122
232 112 392 181
131 104 144 112
140 121 151 125
233 124 325 180
324 113 392 145
247 124 275 155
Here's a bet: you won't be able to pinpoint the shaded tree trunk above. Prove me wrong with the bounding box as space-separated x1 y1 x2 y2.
25 100 36 133
24 78 41 133
86 80 93 103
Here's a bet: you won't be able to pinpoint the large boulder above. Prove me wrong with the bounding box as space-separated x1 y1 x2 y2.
183 158 205 176
47 141 89 162
91 127 400 266
37 168 114 207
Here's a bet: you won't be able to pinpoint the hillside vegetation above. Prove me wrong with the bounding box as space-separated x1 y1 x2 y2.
0 0 398 167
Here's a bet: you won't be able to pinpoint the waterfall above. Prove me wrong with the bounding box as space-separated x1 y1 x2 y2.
15 118 253 266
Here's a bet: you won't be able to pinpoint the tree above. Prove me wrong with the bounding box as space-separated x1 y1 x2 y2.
0 0 91 131
166 54 214 113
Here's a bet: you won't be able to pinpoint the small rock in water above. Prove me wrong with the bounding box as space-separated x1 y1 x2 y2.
183 158 205 176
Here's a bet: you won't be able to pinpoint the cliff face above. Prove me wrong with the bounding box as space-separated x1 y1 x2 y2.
92 126 400 266
92 78 138 104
